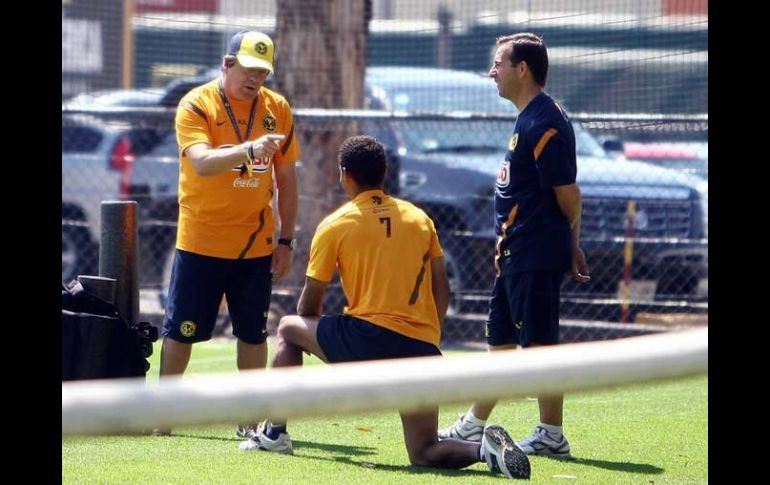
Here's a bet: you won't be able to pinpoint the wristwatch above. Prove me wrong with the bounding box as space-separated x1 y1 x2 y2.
277 237 296 250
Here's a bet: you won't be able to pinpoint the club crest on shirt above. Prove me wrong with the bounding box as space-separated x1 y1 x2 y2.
508 133 519 152
496 160 510 187
263 115 277 132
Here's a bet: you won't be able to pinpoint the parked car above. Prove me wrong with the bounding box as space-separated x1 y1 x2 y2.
61 115 140 281
63 88 165 108
61 114 170 282
623 141 708 180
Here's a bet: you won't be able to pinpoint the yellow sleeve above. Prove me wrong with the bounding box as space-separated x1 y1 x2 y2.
273 100 301 165
306 219 339 283
175 95 212 154
427 217 444 259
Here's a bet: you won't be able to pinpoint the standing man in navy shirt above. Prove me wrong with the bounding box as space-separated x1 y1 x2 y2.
439 33 590 459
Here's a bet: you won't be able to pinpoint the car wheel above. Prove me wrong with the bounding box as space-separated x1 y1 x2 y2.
62 229 79 282
62 227 95 282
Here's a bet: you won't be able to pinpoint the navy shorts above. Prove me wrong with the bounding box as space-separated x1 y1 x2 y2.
317 314 442 363
485 271 563 347
162 249 272 344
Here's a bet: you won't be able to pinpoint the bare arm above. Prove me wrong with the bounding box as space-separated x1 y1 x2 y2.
270 161 299 279
297 277 328 317
430 256 450 324
184 134 285 176
553 183 590 282
273 161 298 240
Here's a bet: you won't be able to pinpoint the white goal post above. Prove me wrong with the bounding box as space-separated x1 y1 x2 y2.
62 327 707 436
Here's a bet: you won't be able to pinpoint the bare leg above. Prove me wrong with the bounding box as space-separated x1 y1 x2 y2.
401 409 480 468
467 343 518 420
528 343 563 426
236 340 267 371
537 394 564 426
273 315 329 367
266 316 328 428
155 337 192 434
159 337 192 376
236 340 268 429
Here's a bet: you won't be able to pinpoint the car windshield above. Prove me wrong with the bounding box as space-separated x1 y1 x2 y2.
382 85 517 114
371 77 608 158
391 117 607 158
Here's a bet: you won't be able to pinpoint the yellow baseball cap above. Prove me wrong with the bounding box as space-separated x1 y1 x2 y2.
227 31 275 73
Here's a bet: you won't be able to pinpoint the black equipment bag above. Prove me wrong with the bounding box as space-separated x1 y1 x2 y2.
62 281 158 381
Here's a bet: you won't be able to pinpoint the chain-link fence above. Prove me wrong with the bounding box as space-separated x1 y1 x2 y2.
62 108 707 340
62 0 707 344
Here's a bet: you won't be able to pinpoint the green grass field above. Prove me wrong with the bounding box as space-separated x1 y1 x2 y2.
62 339 708 484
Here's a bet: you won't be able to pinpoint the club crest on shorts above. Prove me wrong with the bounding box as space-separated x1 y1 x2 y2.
180 320 197 337
263 115 276 132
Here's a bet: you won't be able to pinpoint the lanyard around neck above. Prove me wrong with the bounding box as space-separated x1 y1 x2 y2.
218 79 259 143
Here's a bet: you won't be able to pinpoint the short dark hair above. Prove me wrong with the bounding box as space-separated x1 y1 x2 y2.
338 135 388 187
497 33 549 87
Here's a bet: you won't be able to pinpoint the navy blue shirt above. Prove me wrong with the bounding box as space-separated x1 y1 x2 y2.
494 92 576 275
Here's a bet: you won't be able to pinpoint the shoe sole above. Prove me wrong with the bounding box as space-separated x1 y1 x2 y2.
485 425 531 479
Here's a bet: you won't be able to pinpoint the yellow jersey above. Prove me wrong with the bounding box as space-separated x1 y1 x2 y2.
307 190 444 346
174 78 301 259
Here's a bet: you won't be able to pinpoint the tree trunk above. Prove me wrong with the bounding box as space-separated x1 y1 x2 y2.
274 0 371 286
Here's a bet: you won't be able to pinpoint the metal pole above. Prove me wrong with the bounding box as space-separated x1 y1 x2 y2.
99 201 139 325
436 5 453 68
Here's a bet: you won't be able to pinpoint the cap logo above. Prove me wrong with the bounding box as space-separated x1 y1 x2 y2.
255 42 268 55
263 115 276 132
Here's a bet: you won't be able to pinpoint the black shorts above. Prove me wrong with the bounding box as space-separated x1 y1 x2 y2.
317 314 442 363
485 271 563 347
162 249 272 344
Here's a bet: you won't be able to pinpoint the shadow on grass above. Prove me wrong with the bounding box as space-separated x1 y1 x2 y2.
292 440 377 456
297 449 490 478
167 433 243 442
568 457 663 474
165 434 379 457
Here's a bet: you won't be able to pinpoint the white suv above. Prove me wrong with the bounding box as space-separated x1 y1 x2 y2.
61 115 137 281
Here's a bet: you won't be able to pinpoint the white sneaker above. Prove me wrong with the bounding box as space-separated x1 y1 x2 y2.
236 424 258 439
437 414 484 442
238 421 293 455
482 425 531 479
518 426 571 458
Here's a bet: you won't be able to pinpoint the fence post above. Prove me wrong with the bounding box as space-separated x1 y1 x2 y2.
99 201 139 325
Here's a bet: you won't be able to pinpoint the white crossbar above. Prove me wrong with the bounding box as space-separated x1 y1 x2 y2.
62 327 707 436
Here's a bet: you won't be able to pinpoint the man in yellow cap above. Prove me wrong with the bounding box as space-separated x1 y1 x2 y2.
156 30 301 439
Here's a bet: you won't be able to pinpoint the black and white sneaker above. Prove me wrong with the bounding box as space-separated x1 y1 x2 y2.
482 425 531 479
239 421 293 454
518 426 571 459
236 424 258 439
438 413 484 442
